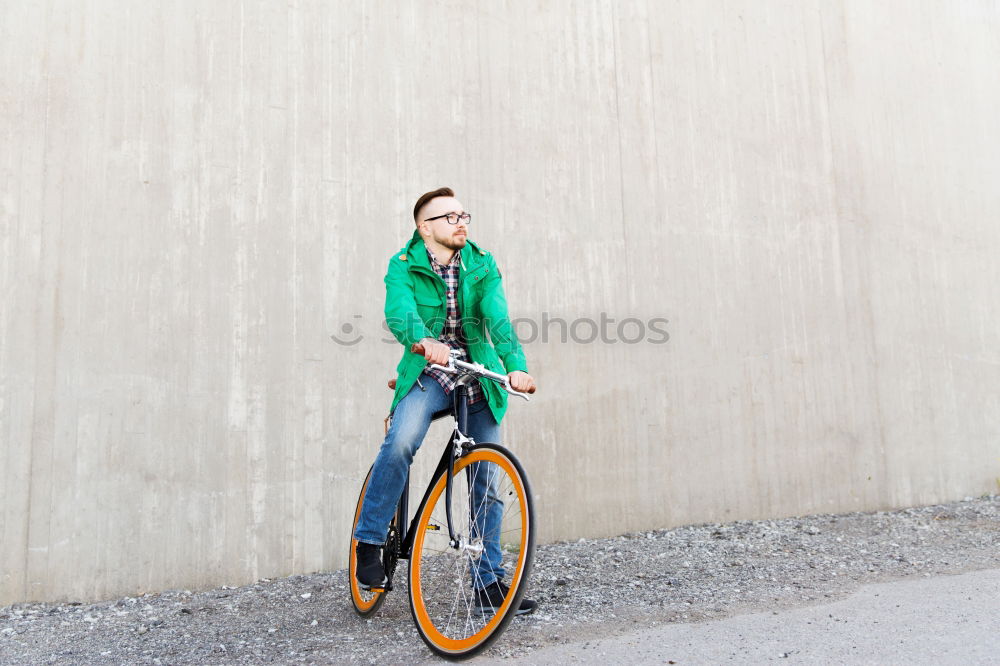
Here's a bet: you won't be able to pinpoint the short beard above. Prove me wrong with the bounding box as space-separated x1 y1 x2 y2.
436 233 467 251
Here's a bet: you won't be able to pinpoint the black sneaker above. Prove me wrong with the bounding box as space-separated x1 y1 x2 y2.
355 542 387 590
473 580 537 616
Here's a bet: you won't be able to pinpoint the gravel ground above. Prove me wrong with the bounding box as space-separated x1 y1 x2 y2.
2 495 998 665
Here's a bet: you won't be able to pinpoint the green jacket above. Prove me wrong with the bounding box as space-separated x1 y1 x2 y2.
384 231 528 424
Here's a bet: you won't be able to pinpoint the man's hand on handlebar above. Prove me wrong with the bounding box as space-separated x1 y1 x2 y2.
418 338 452 366
507 371 536 394
410 341 537 396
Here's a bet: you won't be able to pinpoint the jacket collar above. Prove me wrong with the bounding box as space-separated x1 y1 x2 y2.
405 230 483 274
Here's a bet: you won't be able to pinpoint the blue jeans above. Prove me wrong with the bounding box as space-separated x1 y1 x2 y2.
354 378 506 588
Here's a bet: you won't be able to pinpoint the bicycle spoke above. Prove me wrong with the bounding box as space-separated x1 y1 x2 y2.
444 558 463 637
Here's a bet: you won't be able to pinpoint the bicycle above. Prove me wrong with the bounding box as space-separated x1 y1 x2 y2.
348 343 536 659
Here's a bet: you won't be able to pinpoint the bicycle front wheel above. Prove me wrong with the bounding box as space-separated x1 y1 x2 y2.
408 443 535 659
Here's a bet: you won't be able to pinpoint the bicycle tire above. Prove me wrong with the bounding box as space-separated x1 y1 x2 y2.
349 466 395 617
408 443 535 659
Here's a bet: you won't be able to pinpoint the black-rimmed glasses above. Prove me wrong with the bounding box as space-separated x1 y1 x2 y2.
424 212 472 225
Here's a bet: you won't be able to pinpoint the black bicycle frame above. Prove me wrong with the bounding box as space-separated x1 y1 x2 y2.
396 381 471 560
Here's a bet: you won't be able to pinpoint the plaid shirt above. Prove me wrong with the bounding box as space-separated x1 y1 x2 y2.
422 247 484 404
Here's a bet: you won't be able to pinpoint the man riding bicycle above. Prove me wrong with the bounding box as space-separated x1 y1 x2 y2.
353 187 538 615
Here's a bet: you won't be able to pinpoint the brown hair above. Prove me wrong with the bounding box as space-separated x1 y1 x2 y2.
413 187 455 223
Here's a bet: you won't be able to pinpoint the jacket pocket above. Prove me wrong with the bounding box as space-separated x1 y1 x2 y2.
415 293 444 330
461 267 490 317
415 293 443 306
464 266 490 286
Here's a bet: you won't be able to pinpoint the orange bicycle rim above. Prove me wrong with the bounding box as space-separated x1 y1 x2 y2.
350 472 386 613
409 448 530 654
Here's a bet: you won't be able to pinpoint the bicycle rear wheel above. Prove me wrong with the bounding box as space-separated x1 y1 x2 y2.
408 443 535 659
349 466 395 616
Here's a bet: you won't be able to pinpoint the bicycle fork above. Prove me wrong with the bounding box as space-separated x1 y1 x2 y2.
445 383 471 550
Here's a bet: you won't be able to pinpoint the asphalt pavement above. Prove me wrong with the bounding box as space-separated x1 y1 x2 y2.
477 568 1000 664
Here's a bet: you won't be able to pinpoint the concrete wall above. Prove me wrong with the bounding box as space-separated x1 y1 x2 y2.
2 0 998 604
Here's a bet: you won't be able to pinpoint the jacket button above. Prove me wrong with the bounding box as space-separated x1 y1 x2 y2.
399 254 407 260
